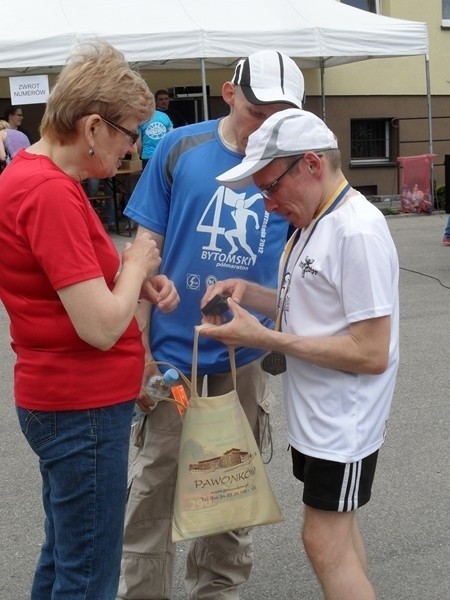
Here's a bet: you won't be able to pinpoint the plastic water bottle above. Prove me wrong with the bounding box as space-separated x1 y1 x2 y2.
147 368 180 402
132 368 180 424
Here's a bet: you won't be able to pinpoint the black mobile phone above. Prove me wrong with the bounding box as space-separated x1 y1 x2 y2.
201 294 230 316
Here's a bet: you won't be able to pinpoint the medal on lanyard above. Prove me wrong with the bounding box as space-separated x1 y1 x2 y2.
261 181 351 375
261 349 288 376
261 230 299 375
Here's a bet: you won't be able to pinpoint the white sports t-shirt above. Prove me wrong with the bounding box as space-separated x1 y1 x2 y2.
280 191 399 463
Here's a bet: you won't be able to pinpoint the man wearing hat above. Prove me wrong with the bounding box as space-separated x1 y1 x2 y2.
200 109 400 600
118 52 305 600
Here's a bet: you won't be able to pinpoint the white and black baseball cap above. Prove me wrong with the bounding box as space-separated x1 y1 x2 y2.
217 108 338 188
231 50 304 109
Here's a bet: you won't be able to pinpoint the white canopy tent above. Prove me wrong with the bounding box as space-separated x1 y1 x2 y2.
0 0 431 146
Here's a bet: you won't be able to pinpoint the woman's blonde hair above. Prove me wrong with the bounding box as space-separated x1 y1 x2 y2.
0 119 10 130
40 40 154 144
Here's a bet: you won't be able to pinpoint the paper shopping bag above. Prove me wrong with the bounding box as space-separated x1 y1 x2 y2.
172 325 284 542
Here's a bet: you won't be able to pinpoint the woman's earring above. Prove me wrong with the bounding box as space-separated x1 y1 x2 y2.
88 146 95 157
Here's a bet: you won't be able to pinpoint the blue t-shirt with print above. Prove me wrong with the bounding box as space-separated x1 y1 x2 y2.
138 110 173 160
125 119 288 375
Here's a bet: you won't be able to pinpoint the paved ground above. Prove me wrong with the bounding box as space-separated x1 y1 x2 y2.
1 211 449 599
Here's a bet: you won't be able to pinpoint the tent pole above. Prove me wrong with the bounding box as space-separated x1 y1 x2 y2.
424 53 435 204
320 58 326 122
201 58 209 121
425 54 433 154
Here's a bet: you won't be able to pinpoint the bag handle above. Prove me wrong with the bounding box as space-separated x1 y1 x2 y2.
191 325 237 397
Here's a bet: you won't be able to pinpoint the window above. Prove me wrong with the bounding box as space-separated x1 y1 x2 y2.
444 0 450 18
350 119 392 165
442 0 450 27
340 0 380 13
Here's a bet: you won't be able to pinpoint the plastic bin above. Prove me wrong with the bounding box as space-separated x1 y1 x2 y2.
397 154 437 214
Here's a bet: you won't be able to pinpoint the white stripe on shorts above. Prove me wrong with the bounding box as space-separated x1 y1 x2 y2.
338 460 362 512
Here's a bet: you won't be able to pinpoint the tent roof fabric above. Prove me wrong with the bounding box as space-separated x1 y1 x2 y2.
0 0 428 75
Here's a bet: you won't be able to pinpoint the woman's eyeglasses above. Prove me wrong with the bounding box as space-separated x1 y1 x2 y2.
100 116 139 146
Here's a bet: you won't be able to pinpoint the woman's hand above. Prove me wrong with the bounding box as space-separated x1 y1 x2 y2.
122 232 161 279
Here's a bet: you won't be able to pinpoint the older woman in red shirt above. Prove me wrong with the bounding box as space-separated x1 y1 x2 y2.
0 41 179 600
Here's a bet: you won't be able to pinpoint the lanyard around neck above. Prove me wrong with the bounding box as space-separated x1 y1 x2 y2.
275 180 351 331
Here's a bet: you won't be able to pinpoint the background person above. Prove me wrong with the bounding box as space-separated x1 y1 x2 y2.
0 119 31 166
3 104 33 143
442 215 450 245
137 108 173 169
0 40 179 600
0 120 8 167
201 108 400 600
85 177 117 232
154 88 188 128
118 50 305 600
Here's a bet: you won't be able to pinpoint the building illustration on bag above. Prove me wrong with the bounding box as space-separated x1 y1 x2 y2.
189 448 255 472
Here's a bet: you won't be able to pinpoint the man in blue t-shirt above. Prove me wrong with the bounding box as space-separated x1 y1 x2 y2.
118 50 305 600
138 109 173 169
155 89 188 128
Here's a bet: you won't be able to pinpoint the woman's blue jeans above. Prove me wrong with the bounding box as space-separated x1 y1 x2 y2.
17 401 135 600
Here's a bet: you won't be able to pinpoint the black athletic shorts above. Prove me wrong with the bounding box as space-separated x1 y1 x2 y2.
291 447 379 512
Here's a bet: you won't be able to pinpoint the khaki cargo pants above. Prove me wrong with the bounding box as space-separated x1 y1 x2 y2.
117 359 273 600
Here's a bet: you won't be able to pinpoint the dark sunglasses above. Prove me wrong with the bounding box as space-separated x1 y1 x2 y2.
100 116 139 146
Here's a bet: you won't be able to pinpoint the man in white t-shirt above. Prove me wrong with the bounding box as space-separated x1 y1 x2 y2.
200 108 399 600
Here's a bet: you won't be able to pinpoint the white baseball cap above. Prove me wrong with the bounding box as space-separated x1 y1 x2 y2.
231 50 304 109
217 108 338 188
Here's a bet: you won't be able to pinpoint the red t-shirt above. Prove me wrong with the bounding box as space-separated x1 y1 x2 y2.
0 150 144 410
